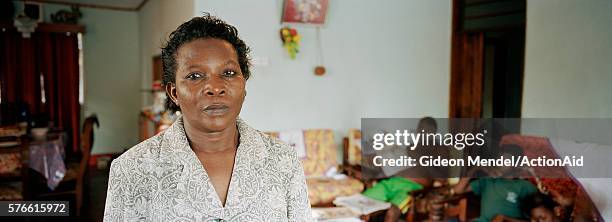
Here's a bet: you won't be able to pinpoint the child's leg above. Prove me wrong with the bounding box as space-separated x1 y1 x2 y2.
364 177 424 221
363 180 391 202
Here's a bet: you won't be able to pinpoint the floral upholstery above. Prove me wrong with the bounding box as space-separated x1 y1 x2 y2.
0 184 22 200
268 129 364 205
301 130 338 177
501 134 602 220
267 130 338 177
347 129 362 166
0 153 21 175
0 151 23 201
307 177 364 206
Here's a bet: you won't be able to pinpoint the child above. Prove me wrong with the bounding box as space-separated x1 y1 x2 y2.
362 117 441 222
523 193 564 222
363 176 429 222
451 144 537 222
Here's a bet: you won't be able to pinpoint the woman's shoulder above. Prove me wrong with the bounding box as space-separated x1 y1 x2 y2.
238 118 294 152
254 132 305 176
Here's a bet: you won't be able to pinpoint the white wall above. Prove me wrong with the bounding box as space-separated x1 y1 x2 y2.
194 0 452 160
37 0 195 154
28 2 141 155
139 0 194 106
522 1 612 217
522 0 612 118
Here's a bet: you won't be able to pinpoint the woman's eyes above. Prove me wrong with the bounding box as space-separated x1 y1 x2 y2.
222 70 237 77
185 70 238 80
185 72 204 80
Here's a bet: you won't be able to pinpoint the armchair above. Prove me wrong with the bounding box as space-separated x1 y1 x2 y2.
268 129 364 206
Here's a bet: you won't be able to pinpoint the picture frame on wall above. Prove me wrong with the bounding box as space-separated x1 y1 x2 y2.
23 2 43 22
281 0 329 26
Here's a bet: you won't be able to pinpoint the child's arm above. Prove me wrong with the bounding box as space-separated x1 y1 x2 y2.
451 167 484 195
451 177 472 195
452 165 510 195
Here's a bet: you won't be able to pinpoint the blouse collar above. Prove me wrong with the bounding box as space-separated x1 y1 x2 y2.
157 115 268 167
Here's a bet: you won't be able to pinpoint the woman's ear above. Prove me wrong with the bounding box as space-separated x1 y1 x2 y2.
166 83 179 106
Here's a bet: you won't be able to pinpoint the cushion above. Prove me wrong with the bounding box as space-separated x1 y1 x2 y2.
301 130 337 177
268 129 337 177
0 184 22 200
0 153 21 174
501 134 603 220
307 177 364 206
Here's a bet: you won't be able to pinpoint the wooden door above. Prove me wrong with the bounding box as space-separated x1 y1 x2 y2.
449 32 484 118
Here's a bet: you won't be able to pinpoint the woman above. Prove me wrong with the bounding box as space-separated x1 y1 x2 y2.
104 15 312 221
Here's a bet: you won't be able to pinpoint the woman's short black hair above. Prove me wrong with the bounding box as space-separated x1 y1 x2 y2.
161 13 251 112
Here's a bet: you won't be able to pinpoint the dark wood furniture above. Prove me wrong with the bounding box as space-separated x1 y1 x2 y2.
406 187 478 222
0 134 31 200
37 114 98 216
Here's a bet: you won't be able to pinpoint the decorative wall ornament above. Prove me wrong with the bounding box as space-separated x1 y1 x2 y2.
281 0 328 26
280 27 301 59
13 2 43 38
280 0 329 75
23 2 43 22
13 13 38 38
51 6 82 24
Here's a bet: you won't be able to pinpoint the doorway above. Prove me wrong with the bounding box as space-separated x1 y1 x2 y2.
449 0 526 119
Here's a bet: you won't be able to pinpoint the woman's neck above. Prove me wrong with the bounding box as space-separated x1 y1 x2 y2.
183 120 239 154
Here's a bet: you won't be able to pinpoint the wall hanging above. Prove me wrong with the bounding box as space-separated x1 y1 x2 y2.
280 0 329 75
280 27 300 59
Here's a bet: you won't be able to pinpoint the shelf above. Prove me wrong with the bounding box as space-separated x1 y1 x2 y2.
0 146 21 154
0 20 85 34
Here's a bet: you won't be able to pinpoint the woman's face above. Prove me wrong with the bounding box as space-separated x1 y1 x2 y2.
168 38 246 133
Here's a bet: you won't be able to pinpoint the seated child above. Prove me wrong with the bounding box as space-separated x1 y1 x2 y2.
362 117 441 222
523 193 564 222
363 176 430 222
452 144 537 222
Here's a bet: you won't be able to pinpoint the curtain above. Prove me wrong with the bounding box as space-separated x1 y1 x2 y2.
0 30 80 155
0 31 41 113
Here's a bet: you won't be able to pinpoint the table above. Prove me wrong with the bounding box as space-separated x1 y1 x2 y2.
28 133 67 190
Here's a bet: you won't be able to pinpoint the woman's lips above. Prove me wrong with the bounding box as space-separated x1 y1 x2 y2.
203 104 229 115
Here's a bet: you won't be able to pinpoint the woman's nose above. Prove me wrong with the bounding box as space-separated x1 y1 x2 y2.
204 77 226 96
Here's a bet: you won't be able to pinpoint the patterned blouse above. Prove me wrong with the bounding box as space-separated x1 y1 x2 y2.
103 117 312 221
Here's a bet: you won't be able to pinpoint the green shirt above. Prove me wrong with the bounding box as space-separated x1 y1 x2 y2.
470 178 537 222
362 177 423 207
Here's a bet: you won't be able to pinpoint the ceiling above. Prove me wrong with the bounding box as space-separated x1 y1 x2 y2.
19 0 148 11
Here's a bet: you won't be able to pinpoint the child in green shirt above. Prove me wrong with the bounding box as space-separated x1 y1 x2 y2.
452 144 537 222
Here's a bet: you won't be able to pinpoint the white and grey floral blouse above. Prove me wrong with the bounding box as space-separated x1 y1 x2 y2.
103 117 312 222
